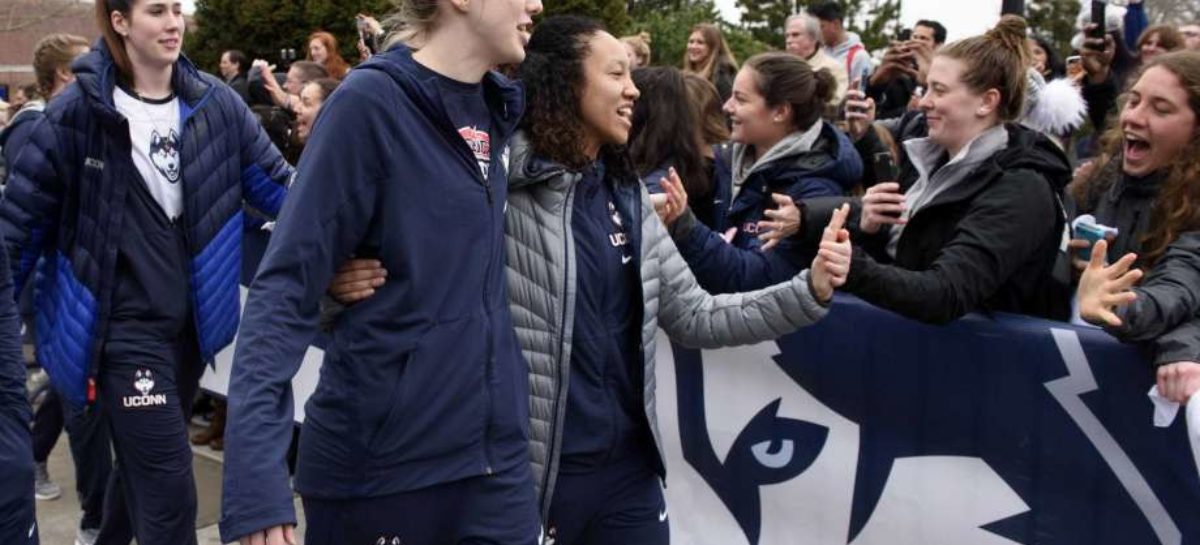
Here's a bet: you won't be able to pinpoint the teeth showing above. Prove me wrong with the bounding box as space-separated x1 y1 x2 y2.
617 107 632 118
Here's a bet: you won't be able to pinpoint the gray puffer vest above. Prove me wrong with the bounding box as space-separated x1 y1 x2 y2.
504 132 830 518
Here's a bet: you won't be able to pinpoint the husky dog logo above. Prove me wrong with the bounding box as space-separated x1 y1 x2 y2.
150 129 181 183
662 300 1197 545
134 369 155 396
373 536 401 545
124 368 167 408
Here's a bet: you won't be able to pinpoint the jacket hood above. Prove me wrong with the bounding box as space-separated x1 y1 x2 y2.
0 100 45 147
508 130 641 191
356 45 524 149
732 121 863 192
71 39 217 124
990 123 1072 194
830 32 864 55
508 130 573 189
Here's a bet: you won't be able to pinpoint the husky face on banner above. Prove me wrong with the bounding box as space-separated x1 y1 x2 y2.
655 297 1200 545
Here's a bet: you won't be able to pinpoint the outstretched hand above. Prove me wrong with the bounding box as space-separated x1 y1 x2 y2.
1076 239 1142 327
809 204 852 304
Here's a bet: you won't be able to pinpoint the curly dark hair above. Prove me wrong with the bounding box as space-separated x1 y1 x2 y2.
518 16 607 170
629 67 708 198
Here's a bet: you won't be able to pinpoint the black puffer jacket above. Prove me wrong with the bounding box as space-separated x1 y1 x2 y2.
805 122 1073 324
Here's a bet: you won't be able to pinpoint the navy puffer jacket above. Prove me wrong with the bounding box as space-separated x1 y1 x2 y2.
0 40 291 407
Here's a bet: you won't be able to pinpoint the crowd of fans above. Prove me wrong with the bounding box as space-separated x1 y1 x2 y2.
0 0 1199 543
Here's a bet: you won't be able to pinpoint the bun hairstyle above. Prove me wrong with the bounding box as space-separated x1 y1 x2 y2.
937 14 1032 122
742 52 836 131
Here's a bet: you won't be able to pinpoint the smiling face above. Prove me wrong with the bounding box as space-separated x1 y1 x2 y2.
578 32 641 158
1028 39 1049 75
1140 31 1169 62
308 38 328 64
295 81 326 142
918 56 999 156
1120 66 1197 177
687 31 711 65
218 51 237 79
784 19 817 59
113 0 185 71
472 0 543 66
722 67 789 151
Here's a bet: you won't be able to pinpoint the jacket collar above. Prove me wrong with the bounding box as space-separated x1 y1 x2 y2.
72 39 213 124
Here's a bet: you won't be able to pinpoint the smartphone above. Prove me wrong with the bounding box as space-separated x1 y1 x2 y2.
1089 1 1107 41
1066 55 1082 66
357 15 380 55
872 152 897 186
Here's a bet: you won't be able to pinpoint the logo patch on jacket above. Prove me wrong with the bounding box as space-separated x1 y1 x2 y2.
458 126 491 178
149 129 181 183
607 201 632 264
123 369 167 408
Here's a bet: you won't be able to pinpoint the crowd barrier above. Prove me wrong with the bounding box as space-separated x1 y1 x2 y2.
202 228 1200 544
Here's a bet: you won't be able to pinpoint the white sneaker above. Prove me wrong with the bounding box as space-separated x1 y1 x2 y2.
34 462 61 501
74 527 99 545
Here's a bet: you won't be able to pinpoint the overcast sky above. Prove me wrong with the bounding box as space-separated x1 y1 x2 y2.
714 0 1006 43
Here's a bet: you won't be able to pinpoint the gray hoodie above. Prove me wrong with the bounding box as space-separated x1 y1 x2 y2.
824 31 873 83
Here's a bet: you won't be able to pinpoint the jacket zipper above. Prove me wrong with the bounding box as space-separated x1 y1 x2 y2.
480 142 498 474
542 182 576 513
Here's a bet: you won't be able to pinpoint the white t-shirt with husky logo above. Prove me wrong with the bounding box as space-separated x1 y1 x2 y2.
114 86 183 221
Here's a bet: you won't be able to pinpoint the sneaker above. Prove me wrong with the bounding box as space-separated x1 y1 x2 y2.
34 462 61 501
75 527 100 545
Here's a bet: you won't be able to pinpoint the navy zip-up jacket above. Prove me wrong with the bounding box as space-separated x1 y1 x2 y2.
220 46 529 542
0 245 36 545
671 123 862 294
0 41 291 407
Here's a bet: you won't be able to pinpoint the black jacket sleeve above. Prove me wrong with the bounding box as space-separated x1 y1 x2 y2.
841 169 1059 324
1151 317 1200 367
1082 73 1119 135
1107 232 1200 342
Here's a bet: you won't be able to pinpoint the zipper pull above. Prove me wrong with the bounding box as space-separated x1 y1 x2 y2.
87 377 97 408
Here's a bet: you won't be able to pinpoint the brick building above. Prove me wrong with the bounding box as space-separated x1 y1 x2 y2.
0 0 100 100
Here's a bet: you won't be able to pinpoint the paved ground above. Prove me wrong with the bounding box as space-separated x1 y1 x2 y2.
34 426 308 545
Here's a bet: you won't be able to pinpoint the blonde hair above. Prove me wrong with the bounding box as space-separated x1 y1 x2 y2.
621 32 652 66
33 33 90 97
383 0 441 49
937 15 1032 122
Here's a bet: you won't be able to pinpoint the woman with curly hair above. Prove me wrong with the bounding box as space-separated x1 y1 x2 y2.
682 23 738 103
306 30 350 79
1074 50 1200 406
328 15 853 543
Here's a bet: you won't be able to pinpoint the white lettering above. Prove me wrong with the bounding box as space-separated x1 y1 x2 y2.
123 394 168 408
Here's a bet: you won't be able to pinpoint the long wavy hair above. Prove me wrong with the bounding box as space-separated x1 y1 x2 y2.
682 72 729 147
629 67 708 197
1071 51 1200 267
307 31 350 79
682 23 737 82
518 15 608 170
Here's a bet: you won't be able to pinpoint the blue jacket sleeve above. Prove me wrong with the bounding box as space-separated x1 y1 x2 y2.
0 244 36 545
670 210 808 294
0 116 65 294
236 91 292 219
219 82 384 543
1124 2 1148 51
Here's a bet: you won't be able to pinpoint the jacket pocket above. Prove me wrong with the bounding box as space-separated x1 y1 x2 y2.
364 315 488 466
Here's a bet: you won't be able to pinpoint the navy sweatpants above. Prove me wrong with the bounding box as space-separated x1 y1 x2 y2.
302 465 540 545
30 386 112 530
544 458 668 545
94 336 204 545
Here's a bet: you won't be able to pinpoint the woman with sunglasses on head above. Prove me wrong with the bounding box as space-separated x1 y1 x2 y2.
0 1 293 543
